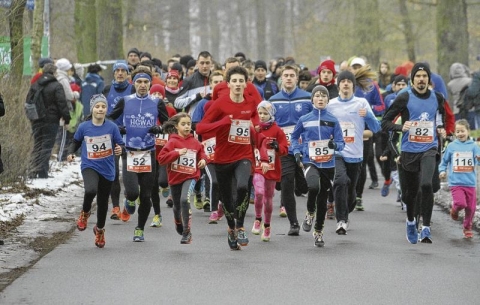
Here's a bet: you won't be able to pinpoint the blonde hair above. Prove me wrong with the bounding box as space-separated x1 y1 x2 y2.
455 119 470 131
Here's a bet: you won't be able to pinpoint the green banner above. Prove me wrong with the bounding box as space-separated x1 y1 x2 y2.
0 36 49 75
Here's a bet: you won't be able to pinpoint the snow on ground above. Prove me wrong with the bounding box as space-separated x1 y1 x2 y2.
0 161 85 275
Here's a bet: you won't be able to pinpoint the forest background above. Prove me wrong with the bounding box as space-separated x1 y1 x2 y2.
0 0 480 185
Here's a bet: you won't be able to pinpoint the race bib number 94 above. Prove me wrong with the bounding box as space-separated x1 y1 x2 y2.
126 151 152 173
85 135 113 159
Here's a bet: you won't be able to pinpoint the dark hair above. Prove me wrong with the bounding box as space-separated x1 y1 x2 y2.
87 64 102 74
226 66 248 82
131 66 152 79
197 51 212 60
42 63 57 75
162 113 191 134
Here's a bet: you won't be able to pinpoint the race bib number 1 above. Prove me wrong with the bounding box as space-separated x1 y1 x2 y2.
171 149 197 174
308 140 333 162
85 135 113 159
229 120 250 144
453 151 474 173
126 151 152 173
408 121 434 143
340 122 355 144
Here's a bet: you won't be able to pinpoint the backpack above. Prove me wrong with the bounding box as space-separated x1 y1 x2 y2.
24 82 47 121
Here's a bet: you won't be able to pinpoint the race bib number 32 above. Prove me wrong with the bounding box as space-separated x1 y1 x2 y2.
85 135 113 159
126 151 152 173
229 120 250 144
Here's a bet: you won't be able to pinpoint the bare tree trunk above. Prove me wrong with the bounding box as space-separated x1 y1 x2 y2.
437 0 469 81
209 0 220 60
353 0 380 67
8 0 27 82
398 0 415 62
169 1 190 56
255 0 266 61
269 4 284 58
96 0 123 61
31 0 45 72
74 0 97 63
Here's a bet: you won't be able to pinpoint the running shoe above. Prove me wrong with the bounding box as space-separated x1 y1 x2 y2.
150 214 162 227
355 198 364 211
251 220 261 235
133 227 144 242
124 198 136 214
420 226 432 244
313 230 325 247
450 207 459 221
166 196 173 208
180 231 192 244
120 207 130 222
463 229 473 239
160 187 170 198
326 203 335 219
217 202 224 220
302 212 314 232
237 227 249 246
110 206 121 220
193 193 203 210
203 197 211 212
279 206 287 218
406 219 418 244
381 183 390 197
396 192 402 203
368 181 379 189
76 210 90 231
93 225 105 248
227 228 240 250
174 219 183 235
335 221 346 235
261 225 271 242
287 223 300 236
209 211 219 224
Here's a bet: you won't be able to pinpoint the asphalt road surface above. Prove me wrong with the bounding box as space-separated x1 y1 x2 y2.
1 184 479 304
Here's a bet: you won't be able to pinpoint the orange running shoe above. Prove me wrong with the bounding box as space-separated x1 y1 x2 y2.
93 226 105 248
120 207 130 222
110 206 121 220
76 210 90 231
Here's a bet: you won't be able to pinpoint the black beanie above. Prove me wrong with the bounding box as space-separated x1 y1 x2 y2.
336 70 356 88
410 62 431 83
254 60 267 71
128 47 140 57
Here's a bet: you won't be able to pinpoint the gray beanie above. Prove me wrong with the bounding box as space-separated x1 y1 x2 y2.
89 94 108 113
311 85 329 101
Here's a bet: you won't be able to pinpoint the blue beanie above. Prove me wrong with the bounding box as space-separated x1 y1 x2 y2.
113 61 129 73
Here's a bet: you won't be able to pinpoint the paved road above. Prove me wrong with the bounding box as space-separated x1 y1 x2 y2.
1 184 479 304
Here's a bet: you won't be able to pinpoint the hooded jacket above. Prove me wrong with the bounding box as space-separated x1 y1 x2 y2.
37 73 71 124
447 63 472 115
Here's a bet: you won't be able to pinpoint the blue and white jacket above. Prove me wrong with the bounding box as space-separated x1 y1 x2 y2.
291 107 345 168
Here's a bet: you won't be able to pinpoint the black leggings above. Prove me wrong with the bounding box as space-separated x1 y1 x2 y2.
81 168 113 229
399 153 436 226
304 165 335 231
356 137 374 198
170 179 196 233
215 159 252 229
204 163 220 211
333 157 362 222
122 151 156 230
280 154 307 225
110 154 121 207
151 160 162 215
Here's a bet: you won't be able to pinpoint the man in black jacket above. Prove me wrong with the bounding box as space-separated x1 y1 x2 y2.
29 63 71 179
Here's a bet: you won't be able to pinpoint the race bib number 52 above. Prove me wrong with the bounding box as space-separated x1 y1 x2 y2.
126 151 152 173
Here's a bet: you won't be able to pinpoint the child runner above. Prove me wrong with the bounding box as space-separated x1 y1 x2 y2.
68 94 124 248
157 113 207 244
438 119 480 239
251 101 288 241
291 86 345 247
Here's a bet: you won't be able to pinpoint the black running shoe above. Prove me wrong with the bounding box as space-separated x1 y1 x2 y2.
180 231 192 244
227 228 240 250
288 223 300 236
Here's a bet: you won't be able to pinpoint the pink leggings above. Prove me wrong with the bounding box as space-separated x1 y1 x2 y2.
253 173 276 225
451 186 477 230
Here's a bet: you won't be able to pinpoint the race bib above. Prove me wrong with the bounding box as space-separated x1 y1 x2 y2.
202 137 216 161
254 148 275 171
85 135 113 159
281 125 295 146
126 151 152 173
340 122 355 144
229 120 250 144
452 151 474 173
408 121 434 143
171 149 197 174
155 133 169 146
308 140 333 162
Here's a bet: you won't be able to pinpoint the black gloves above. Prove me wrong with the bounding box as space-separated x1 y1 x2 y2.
195 93 203 102
269 140 279 151
295 153 302 165
148 125 163 134
328 139 336 150
119 126 126 135
204 93 212 100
